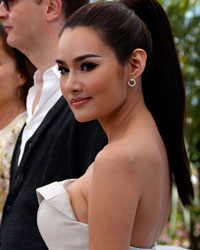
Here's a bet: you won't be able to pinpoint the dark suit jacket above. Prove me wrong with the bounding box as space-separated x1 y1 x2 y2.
0 96 107 250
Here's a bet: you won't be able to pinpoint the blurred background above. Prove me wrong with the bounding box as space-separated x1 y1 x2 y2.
91 0 200 249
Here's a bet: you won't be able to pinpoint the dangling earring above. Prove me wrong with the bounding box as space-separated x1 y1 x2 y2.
128 78 136 87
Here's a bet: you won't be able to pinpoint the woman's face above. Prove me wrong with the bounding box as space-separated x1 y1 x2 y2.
57 27 130 123
0 38 24 107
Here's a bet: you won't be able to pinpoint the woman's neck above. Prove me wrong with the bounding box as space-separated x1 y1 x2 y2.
100 96 148 143
0 100 25 130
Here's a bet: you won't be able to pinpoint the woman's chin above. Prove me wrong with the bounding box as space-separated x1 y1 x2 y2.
74 114 96 123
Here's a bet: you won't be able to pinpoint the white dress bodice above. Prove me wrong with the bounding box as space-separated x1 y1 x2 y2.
37 179 157 250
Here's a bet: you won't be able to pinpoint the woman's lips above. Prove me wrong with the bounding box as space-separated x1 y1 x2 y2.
70 97 92 107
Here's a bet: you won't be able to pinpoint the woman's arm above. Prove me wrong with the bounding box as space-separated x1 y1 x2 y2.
88 146 143 250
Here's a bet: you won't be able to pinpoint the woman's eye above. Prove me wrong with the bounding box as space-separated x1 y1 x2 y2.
57 66 69 75
81 63 97 72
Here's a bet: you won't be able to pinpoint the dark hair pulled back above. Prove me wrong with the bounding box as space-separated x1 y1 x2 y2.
62 0 89 19
61 0 194 206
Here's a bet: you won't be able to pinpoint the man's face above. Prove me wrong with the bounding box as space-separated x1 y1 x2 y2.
0 0 46 52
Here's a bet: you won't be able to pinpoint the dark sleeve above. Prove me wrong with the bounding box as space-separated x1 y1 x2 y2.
75 119 108 176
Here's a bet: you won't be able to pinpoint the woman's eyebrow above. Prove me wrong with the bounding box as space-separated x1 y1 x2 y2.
56 54 101 65
74 54 101 62
56 59 65 65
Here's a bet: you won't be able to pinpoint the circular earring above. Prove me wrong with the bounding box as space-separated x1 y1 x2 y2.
128 78 136 87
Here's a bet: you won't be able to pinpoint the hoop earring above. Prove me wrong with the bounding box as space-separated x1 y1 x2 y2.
128 78 136 87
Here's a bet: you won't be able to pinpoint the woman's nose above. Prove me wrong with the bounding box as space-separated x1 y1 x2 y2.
61 74 82 96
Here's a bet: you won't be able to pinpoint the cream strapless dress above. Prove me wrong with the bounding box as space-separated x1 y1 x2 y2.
37 180 186 250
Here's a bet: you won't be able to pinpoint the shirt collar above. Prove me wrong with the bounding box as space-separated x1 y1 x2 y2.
34 65 60 86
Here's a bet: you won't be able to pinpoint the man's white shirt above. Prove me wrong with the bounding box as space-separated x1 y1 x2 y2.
18 65 62 165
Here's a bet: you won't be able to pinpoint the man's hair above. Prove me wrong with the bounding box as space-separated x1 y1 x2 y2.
62 0 89 19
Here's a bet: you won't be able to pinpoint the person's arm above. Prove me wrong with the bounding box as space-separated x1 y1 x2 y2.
88 147 143 250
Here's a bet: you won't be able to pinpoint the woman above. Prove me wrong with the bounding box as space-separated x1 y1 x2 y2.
0 24 36 222
37 1 194 249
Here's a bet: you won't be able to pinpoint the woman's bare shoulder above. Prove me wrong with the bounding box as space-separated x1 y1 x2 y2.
92 139 162 188
95 138 162 170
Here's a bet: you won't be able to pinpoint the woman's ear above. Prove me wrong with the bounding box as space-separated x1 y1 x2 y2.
45 0 62 22
128 49 147 79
